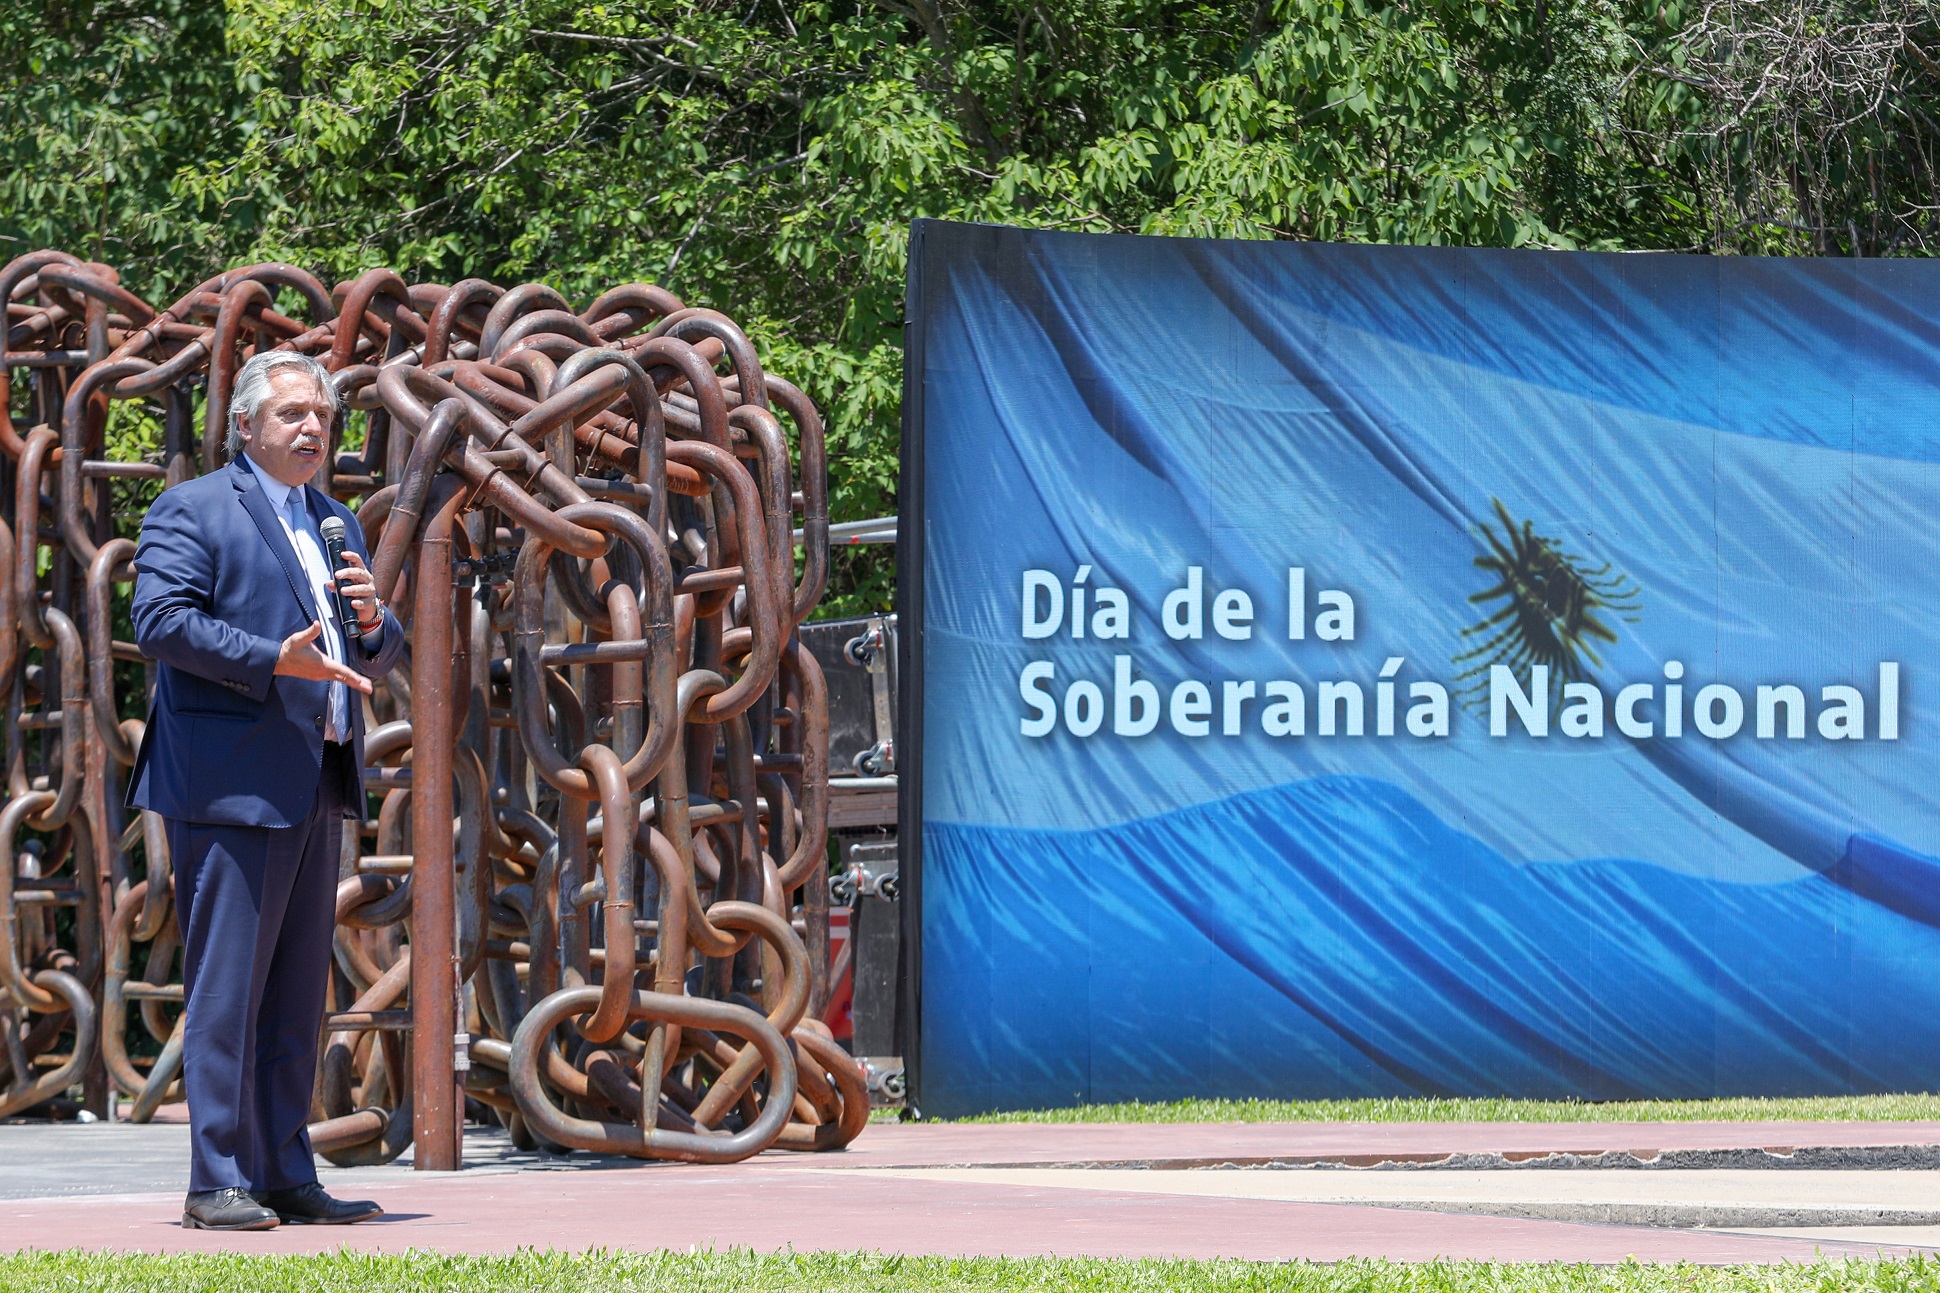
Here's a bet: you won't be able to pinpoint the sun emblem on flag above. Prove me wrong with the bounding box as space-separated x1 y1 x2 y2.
1453 498 1640 703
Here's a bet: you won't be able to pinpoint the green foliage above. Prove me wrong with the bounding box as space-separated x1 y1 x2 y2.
0 0 238 271
4 1251 1940 1293
4 0 1933 613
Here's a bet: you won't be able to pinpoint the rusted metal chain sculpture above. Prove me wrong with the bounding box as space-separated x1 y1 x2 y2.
0 250 862 1167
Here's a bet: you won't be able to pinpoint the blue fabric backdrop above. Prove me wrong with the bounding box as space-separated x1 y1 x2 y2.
913 220 1940 1117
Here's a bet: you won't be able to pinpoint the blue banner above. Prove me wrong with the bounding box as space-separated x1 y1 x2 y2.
910 220 1940 1117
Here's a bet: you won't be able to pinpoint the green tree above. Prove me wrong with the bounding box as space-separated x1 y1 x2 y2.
0 0 241 268
6 1 1938 614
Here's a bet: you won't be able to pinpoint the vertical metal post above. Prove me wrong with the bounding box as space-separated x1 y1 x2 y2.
411 513 459 1170
81 467 114 1120
80 714 112 1119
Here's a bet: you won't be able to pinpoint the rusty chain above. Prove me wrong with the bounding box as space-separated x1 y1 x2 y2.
0 250 861 1165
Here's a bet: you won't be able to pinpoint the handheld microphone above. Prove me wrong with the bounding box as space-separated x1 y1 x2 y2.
317 516 363 639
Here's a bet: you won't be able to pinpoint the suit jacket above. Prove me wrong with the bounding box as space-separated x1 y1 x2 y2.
127 456 405 827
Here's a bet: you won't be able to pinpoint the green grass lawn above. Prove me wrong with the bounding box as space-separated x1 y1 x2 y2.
941 1093 1940 1125
5 1252 1940 1293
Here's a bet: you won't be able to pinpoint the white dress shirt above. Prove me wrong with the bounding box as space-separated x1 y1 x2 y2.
241 455 353 742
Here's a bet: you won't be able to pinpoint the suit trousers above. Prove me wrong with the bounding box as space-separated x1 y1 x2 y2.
168 743 350 1193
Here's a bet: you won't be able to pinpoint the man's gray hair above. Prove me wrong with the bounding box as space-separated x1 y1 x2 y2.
225 351 340 457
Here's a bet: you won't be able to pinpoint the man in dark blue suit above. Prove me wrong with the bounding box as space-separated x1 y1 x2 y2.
130 350 404 1230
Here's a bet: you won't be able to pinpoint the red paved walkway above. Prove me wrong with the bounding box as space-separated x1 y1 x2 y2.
8 1121 1940 1263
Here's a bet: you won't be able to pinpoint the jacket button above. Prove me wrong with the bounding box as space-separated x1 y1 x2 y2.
313 715 324 729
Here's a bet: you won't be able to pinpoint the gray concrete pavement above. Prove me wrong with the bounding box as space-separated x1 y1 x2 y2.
0 1120 643 1201
863 1165 1940 1228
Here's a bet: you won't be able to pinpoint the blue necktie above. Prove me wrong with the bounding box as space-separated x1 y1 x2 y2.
289 494 348 741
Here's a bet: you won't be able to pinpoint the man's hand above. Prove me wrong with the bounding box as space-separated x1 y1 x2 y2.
331 551 384 631
275 622 374 694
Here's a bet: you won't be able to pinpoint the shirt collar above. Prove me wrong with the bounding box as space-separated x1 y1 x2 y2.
240 453 300 515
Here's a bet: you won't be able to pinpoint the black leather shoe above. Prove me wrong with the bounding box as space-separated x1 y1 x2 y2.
182 1187 280 1231
254 1182 383 1225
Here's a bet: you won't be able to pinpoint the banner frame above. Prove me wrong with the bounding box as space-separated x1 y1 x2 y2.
894 217 932 1115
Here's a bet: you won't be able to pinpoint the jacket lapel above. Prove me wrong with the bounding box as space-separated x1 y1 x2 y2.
232 458 321 621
